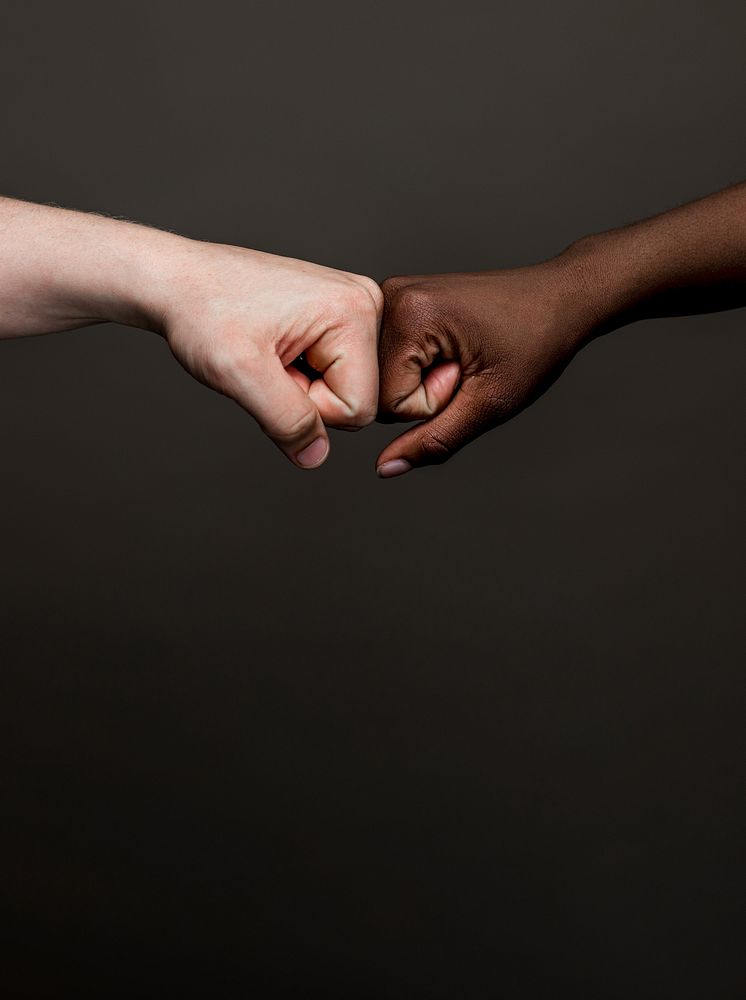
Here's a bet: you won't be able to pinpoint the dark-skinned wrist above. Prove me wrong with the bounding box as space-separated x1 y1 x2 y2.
556 229 659 343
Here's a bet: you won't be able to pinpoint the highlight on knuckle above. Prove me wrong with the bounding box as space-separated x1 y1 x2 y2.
356 402 378 427
351 392 380 428
357 275 384 317
380 275 405 300
336 407 374 432
325 280 381 328
390 283 439 326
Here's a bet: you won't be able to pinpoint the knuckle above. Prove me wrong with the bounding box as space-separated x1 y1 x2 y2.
375 391 401 422
419 426 453 464
380 275 404 302
356 275 384 316
199 331 261 390
274 407 318 445
385 282 439 326
338 398 378 430
479 372 517 418
345 282 373 313
319 283 378 332
386 386 423 418
356 402 378 427
377 377 406 416
388 394 410 416
340 280 380 316
200 343 235 390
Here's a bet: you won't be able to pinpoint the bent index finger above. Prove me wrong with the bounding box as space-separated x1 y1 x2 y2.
226 353 329 469
378 281 459 421
306 317 380 430
380 357 461 423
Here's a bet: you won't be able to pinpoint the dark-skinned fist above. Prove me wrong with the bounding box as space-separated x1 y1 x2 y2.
376 256 604 477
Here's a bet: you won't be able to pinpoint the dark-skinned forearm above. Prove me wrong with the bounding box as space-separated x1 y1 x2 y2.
562 181 746 341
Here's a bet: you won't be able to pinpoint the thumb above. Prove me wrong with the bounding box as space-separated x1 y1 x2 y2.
228 353 329 469
376 380 493 477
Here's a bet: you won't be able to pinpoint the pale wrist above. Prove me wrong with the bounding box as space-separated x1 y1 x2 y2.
66 215 192 335
0 199 192 337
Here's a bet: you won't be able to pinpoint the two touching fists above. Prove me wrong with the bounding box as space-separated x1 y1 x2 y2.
161 243 591 477
7 183 743 469
1 197 587 472
163 180 746 475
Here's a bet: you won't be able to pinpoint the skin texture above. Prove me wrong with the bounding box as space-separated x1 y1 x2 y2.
0 197 382 469
376 181 746 477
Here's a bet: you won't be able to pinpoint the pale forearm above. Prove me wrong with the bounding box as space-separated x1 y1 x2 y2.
0 197 186 338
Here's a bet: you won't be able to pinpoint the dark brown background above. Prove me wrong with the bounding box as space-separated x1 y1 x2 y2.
1 1 744 996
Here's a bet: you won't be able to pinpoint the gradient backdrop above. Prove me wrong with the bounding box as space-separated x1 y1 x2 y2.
1 2 745 997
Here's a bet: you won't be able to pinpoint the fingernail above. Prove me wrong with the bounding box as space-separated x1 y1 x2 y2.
296 436 329 468
377 459 412 479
